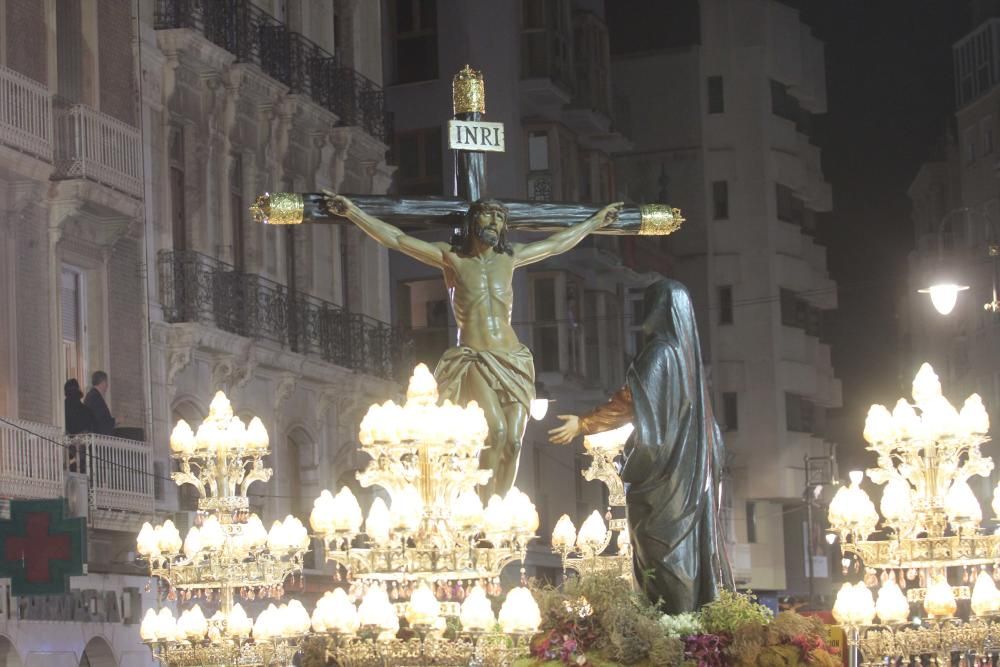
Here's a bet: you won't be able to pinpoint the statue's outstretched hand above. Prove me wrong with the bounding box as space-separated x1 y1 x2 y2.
548 415 581 445
322 190 357 219
594 202 624 228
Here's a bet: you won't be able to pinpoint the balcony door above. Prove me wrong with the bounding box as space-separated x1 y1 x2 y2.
60 266 86 387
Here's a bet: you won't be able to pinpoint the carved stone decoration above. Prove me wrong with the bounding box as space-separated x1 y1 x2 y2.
166 326 197 392
211 356 236 393
231 342 257 390
273 372 299 415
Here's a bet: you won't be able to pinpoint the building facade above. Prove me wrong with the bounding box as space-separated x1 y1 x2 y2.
0 0 397 664
610 0 841 597
904 9 1000 472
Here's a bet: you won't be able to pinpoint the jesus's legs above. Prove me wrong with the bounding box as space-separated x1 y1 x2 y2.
464 365 507 502
492 401 528 497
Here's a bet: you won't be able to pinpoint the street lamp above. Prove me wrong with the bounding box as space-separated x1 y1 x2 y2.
918 207 999 315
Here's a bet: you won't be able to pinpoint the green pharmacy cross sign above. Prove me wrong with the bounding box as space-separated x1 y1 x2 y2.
0 500 86 596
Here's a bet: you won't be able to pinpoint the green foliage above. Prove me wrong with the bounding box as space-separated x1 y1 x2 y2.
300 636 330 667
699 589 774 636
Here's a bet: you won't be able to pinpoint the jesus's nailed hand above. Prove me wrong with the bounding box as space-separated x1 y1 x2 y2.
600 202 624 227
321 190 353 218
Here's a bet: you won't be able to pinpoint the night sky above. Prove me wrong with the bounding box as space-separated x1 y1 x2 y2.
810 0 969 469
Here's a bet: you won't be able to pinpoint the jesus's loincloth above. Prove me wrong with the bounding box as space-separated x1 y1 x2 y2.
433 345 535 409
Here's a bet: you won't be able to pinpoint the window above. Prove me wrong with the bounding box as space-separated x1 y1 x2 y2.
169 127 186 251
532 276 559 372
770 79 800 123
521 0 573 91
745 501 757 543
390 0 438 83
712 180 729 220
230 155 244 270
61 266 86 384
984 117 995 154
785 392 815 433
628 289 646 357
965 127 977 164
775 183 803 225
718 285 733 325
722 392 738 431
954 22 998 107
707 76 724 114
393 127 442 195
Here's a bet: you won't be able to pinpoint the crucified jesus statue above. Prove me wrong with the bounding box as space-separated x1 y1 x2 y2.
325 192 623 500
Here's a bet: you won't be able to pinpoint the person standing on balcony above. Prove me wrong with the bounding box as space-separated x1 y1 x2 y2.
64 379 95 435
64 378 94 474
84 370 116 436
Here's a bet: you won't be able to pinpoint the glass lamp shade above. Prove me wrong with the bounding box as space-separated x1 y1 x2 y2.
919 283 969 315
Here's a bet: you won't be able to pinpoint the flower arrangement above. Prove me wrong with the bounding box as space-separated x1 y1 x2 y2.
515 573 839 667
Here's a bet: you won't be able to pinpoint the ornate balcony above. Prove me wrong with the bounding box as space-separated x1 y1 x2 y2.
0 419 154 530
53 102 143 198
158 250 412 382
0 65 52 161
154 0 390 143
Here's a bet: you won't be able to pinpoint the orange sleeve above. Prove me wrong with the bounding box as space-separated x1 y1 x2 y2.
578 386 634 435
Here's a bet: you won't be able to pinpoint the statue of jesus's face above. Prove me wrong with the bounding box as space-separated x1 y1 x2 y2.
472 204 507 246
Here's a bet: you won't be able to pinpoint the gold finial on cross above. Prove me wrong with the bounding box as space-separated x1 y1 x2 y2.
453 65 485 115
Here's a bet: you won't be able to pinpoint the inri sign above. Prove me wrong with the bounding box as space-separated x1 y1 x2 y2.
448 120 505 153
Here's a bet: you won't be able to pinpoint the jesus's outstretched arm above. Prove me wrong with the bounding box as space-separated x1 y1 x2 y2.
512 202 623 267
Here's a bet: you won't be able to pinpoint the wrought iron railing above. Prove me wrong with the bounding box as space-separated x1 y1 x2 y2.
158 250 413 381
154 0 390 143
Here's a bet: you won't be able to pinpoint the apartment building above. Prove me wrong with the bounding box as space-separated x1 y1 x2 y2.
904 7 1000 452
0 0 398 664
609 0 841 598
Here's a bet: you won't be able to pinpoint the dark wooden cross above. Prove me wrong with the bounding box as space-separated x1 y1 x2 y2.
250 65 684 238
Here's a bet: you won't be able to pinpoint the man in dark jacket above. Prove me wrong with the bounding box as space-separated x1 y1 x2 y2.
84 370 116 436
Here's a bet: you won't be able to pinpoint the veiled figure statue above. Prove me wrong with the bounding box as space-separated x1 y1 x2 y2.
549 279 733 612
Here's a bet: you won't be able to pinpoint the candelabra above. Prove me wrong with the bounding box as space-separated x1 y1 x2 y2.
829 363 1000 666
307 364 542 666
550 424 633 579
137 391 308 666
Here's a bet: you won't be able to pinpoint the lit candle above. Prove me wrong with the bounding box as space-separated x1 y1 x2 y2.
228 603 252 638
140 608 159 641
498 587 540 633
365 498 392 546
576 510 608 554
460 584 496 632
246 514 267 548
832 582 875 626
911 363 942 408
875 580 909 624
551 514 577 550
209 391 234 421
358 587 397 631
971 571 1000 616
158 519 182 554
332 487 363 533
405 583 441 627
286 599 311 635
879 479 912 526
169 420 196 454
310 490 336 534
267 520 287 552
200 516 225 551
245 417 269 451
156 607 177 641
961 394 991 435
892 399 921 441
529 398 549 421
484 495 511 537
318 588 360 635
924 577 957 618
136 522 158 557
452 490 484 531
862 405 893 445
945 478 982 529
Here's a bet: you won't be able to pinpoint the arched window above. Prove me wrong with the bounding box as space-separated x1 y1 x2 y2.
0 635 23 667
80 636 114 667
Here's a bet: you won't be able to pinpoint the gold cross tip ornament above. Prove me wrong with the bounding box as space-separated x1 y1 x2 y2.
453 64 485 115
639 204 685 236
249 192 305 226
